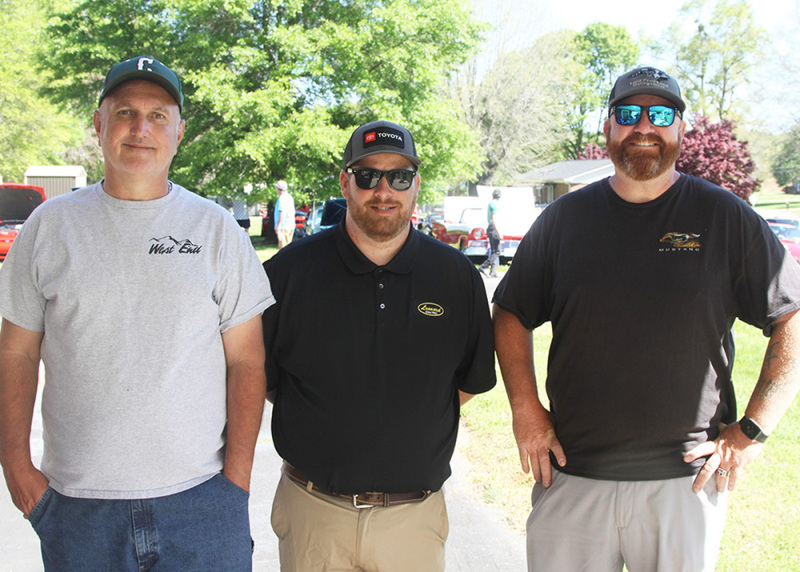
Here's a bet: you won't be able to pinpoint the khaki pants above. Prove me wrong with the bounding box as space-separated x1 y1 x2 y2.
271 471 448 572
277 228 294 249
526 471 728 572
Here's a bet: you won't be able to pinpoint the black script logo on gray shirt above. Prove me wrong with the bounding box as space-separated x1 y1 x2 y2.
148 236 203 255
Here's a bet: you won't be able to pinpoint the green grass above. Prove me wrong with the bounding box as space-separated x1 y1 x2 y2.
752 188 800 213
461 320 800 570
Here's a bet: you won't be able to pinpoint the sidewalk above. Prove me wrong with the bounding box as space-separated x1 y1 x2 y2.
1 373 526 571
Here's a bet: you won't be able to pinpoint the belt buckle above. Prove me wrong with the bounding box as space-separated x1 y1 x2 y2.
352 493 376 509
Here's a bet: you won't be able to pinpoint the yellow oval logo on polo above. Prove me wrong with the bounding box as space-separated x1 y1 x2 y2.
418 303 444 317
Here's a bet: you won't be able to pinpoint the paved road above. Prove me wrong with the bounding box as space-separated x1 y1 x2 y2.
1 274 526 571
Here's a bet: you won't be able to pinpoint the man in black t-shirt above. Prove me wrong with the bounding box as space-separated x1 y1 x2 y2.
493 67 800 570
263 120 496 571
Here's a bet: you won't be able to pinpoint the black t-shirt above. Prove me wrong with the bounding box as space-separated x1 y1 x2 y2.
263 221 496 493
494 174 800 480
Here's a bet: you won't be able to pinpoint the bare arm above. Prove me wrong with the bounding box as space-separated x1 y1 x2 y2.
0 319 48 515
493 305 565 487
459 390 474 406
685 309 800 492
221 315 267 492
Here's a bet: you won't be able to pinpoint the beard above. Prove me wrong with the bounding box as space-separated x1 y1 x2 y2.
346 196 415 242
607 132 682 181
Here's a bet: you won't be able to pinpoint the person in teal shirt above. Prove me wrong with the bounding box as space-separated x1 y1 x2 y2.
479 189 502 277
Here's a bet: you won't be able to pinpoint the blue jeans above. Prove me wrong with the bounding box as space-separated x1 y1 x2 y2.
27 473 252 571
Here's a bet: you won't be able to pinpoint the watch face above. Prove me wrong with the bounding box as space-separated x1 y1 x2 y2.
740 417 767 442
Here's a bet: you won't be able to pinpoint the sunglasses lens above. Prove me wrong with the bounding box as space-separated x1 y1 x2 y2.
353 169 381 189
615 105 641 125
387 170 415 191
648 106 676 127
351 168 416 191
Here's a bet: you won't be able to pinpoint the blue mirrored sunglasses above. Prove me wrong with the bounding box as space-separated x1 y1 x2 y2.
610 105 682 127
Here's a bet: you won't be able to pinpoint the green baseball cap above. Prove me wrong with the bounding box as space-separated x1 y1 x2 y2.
98 55 183 111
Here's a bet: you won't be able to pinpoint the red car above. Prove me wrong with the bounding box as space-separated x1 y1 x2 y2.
768 222 800 263
430 207 520 263
0 184 46 261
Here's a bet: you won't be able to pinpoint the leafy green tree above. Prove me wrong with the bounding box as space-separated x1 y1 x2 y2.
448 30 576 186
572 22 640 137
654 0 767 121
772 123 800 190
562 23 640 159
0 0 83 182
40 0 484 206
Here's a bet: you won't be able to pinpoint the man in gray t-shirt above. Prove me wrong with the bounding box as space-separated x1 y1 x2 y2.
0 56 273 570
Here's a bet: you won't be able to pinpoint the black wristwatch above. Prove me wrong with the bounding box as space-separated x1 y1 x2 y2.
739 416 769 443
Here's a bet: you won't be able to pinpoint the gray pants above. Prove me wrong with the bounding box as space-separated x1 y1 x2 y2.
526 470 727 572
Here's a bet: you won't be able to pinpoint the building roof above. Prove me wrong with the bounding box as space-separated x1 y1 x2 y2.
517 159 614 185
24 165 87 178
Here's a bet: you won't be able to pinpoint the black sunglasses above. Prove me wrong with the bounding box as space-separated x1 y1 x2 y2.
610 104 682 127
346 167 417 191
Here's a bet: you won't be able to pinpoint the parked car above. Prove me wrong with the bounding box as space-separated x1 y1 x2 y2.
430 207 520 264
766 217 800 228
769 222 800 263
0 184 46 260
420 213 444 236
306 198 347 235
261 206 309 241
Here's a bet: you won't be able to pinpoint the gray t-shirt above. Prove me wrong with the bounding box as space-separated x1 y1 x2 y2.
0 182 274 499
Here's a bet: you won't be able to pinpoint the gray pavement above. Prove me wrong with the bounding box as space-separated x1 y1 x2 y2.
1 275 527 571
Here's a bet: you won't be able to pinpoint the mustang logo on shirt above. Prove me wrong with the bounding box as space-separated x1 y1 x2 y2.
148 236 203 255
659 232 701 250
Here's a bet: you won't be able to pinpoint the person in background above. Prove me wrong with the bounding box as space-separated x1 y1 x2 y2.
262 120 496 571
479 188 502 278
0 55 272 570
493 66 800 571
274 179 295 249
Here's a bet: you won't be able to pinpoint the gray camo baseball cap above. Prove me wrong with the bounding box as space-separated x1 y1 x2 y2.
608 66 686 113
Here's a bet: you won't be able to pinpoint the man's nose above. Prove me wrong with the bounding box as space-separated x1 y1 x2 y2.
131 116 150 136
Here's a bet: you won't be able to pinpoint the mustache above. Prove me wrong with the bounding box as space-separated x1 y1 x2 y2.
622 133 664 146
364 199 403 208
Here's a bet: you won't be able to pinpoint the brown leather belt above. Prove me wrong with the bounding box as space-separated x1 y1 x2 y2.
283 463 431 508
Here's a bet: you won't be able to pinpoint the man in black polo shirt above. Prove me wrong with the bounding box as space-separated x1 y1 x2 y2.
262 120 496 571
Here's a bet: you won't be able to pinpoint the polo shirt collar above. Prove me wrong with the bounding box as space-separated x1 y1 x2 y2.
334 219 419 275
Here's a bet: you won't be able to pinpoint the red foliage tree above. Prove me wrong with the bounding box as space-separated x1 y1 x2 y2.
576 143 608 159
676 115 759 204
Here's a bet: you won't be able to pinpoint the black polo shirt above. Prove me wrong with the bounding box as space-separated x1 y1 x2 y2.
263 220 496 494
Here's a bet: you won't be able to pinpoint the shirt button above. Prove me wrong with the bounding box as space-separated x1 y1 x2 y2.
380 303 386 310
379 283 384 289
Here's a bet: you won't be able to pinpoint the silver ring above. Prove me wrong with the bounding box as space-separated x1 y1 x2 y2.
716 468 729 477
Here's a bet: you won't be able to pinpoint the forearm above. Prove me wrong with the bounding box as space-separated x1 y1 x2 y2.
0 320 43 472
223 361 266 491
744 310 800 433
221 315 267 491
0 320 48 514
492 305 565 480
0 353 40 473
493 305 543 412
